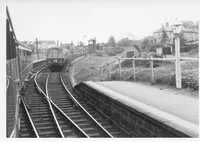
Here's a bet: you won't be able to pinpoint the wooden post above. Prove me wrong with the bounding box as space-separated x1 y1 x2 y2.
150 57 154 83
109 63 111 80
101 65 104 80
119 58 121 80
100 67 102 79
99 66 101 80
132 58 136 80
175 35 182 88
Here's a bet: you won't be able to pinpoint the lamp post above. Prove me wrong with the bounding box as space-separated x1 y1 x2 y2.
173 20 182 88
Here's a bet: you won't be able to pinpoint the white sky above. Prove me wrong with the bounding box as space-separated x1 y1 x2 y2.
6 0 200 43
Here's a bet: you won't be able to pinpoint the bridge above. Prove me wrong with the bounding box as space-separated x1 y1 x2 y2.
6 7 199 138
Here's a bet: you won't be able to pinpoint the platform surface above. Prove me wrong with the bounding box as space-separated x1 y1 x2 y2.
95 81 199 125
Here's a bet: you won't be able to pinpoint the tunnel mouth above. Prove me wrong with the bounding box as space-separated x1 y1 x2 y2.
48 64 64 72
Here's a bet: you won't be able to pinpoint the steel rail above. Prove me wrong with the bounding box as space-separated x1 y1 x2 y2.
63 74 132 136
60 74 113 138
10 128 15 138
64 76 131 136
36 68 88 137
73 88 132 137
21 98 39 138
48 98 89 138
46 73 89 137
45 74 64 138
8 65 45 138
34 68 63 137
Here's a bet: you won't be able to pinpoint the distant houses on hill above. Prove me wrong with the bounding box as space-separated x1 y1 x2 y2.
147 20 199 57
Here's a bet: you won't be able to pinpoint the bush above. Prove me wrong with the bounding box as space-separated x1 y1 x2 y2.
121 60 133 68
96 52 103 56
104 47 124 56
111 72 120 80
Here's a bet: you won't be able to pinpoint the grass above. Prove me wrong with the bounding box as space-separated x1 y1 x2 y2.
113 61 199 91
73 54 115 83
118 48 199 91
104 47 124 56
73 47 199 93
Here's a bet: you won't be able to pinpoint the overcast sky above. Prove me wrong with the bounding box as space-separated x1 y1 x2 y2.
6 0 200 43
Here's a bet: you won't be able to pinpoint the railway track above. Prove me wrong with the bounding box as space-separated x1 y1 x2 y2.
22 78 62 137
19 68 87 138
46 72 112 137
60 73 131 137
19 66 130 137
35 69 88 137
18 98 38 137
47 71 130 137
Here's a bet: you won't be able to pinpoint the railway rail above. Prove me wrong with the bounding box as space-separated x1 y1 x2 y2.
18 66 89 137
18 65 131 137
22 76 62 137
60 73 131 137
46 72 113 137
18 98 39 137
36 69 88 137
17 63 192 137
46 68 131 137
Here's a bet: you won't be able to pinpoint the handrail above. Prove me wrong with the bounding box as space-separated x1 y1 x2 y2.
22 63 33 75
21 59 47 80
60 74 113 138
45 74 64 138
21 98 39 138
118 57 199 61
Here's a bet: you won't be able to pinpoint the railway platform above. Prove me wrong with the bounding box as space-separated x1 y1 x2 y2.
83 81 199 137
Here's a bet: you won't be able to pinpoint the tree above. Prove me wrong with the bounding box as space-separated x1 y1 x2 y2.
160 29 168 45
117 37 132 47
141 36 155 51
107 36 116 47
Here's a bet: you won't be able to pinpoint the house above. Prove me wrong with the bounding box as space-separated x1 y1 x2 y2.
126 46 141 57
153 21 199 56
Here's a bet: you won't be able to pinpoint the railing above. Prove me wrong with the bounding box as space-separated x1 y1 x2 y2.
99 56 198 89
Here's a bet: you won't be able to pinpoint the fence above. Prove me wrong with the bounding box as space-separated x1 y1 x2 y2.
99 56 198 89
99 27 198 89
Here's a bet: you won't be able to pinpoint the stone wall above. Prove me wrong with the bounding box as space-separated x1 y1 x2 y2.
74 83 189 137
